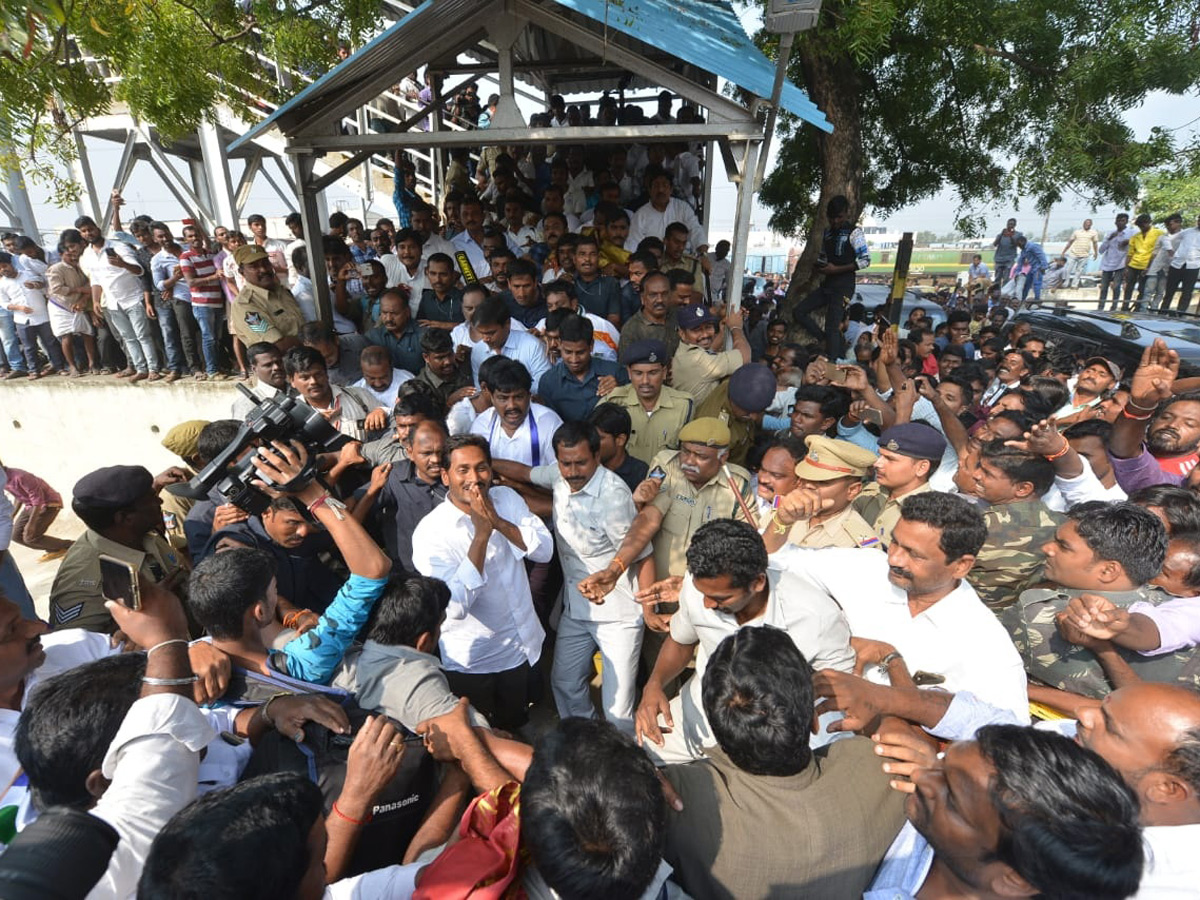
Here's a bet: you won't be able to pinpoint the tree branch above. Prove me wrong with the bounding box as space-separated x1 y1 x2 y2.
971 43 1056 77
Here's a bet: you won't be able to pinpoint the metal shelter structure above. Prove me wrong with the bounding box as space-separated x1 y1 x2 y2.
231 0 831 320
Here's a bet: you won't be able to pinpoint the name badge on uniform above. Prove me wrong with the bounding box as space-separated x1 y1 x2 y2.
244 311 268 333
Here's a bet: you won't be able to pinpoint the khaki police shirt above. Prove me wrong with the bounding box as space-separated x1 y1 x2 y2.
158 486 195 552
853 481 934 547
785 503 882 550
672 343 744 406
648 449 753 580
695 382 756 468
48 529 190 633
601 385 695 466
232 282 306 348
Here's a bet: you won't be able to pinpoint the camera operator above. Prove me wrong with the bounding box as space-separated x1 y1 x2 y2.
284 346 382 443
187 440 391 686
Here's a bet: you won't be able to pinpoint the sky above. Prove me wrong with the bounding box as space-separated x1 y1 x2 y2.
13 7 1198 246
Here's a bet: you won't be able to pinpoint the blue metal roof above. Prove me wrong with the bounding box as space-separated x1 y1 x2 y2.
556 0 830 132
228 0 830 153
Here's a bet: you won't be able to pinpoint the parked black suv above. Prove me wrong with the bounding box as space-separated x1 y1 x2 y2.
1012 307 1200 379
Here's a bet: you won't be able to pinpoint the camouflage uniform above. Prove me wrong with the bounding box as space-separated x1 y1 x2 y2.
969 500 1064 613
1002 585 1200 698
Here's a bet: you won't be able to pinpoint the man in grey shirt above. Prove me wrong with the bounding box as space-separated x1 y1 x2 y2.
334 575 488 731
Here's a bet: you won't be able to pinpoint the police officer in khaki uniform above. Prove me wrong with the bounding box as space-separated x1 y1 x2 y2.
694 362 775 467
761 435 882 553
48 465 190 633
157 419 210 552
853 422 945 547
579 418 755 591
231 244 305 351
600 340 694 465
670 303 750 405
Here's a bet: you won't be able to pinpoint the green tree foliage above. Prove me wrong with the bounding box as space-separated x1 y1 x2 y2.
757 0 1200 252
1140 147 1200 221
0 0 380 201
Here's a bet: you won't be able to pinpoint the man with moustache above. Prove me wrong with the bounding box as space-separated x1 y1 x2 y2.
410 434 552 730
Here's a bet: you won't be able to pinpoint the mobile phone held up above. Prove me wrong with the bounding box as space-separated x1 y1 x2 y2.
98 554 141 610
649 466 667 481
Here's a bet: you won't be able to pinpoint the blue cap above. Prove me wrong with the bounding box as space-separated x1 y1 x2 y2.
877 423 947 462
621 339 669 366
727 363 776 413
678 304 717 327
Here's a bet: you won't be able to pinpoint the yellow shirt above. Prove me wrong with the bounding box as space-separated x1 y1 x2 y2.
648 449 753 579
1128 228 1164 270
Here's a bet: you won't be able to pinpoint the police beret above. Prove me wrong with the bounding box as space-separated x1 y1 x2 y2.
678 304 717 328
877 423 947 462
621 339 669 367
727 364 776 413
233 244 270 266
678 417 731 448
795 435 878 481
73 465 154 508
160 420 210 460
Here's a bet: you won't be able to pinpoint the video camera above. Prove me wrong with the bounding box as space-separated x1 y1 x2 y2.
167 384 350 515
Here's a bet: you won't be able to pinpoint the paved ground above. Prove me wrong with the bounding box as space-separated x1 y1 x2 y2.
8 515 83 621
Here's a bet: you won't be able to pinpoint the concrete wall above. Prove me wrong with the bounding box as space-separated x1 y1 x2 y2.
1 378 243 516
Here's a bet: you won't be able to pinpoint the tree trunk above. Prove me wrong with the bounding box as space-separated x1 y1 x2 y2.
779 46 865 325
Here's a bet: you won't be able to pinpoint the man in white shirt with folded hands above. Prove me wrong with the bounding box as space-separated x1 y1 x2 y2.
411 434 553 733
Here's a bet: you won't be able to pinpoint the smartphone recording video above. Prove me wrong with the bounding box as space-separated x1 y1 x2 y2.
98 555 141 610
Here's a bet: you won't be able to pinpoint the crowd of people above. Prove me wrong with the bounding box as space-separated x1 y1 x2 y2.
0 123 1199 897
954 213 1200 313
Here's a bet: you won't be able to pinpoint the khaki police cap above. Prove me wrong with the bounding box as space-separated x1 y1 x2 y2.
233 244 270 266
678 417 731 448
160 419 211 460
794 435 878 482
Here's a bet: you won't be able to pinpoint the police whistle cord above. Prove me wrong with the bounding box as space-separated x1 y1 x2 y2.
722 464 758 528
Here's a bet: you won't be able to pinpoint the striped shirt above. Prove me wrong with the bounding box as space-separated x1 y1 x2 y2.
179 248 224 306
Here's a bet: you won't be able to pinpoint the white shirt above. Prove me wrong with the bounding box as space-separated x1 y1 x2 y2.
451 230 520 281
774 545 1030 721
393 261 429 318
352 368 415 410
89 693 213 899
564 169 595 218
418 232 457 266
670 565 856 744
411 487 553 673
285 237 305 287
470 327 551 385
626 198 707 253
1171 227 1200 270
81 241 145 310
470 403 562 467
1136 823 1200 898
530 463 649 622
0 268 49 326
376 252 407 290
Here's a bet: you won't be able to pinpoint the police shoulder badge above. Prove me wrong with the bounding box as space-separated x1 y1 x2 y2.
245 311 268 333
